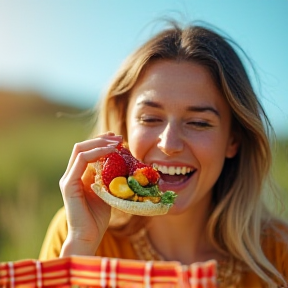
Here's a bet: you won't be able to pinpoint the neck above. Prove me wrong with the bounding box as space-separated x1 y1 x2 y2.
147 198 220 265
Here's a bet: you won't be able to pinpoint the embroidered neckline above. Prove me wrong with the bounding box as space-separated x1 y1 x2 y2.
129 228 243 286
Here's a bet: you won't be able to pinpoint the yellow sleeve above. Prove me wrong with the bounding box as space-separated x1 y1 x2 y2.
39 207 68 260
263 222 288 280
257 221 288 286
39 206 137 261
279 238 288 280
96 231 137 260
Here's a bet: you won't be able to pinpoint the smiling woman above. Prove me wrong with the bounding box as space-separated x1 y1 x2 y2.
39 22 288 287
126 61 238 214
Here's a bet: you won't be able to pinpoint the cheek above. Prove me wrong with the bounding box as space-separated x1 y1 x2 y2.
190 132 228 171
194 130 230 155
127 124 155 161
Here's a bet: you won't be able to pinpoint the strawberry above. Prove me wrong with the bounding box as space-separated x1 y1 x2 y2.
121 154 146 175
135 167 160 185
116 143 146 175
116 143 130 155
101 152 127 188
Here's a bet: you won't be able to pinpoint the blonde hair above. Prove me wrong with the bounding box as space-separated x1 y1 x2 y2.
92 23 287 286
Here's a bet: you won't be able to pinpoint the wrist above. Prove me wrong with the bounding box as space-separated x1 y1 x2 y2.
60 234 99 257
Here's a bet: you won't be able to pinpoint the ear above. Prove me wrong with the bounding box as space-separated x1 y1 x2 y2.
225 132 241 159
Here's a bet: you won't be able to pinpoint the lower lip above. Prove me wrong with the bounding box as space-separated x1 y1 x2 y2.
158 171 196 192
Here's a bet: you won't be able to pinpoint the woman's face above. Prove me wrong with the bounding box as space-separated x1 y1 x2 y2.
126 60 239 213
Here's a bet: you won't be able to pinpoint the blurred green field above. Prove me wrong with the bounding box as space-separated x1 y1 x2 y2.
270 139 288 215
0 95 94 261
0 96 287 262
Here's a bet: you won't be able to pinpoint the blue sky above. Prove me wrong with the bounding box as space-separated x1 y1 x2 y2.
0 0 287 136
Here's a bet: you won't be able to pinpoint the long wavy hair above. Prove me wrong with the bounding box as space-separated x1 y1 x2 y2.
92 23 286 286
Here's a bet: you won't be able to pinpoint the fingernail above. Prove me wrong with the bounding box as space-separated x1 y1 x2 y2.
107 143 119 147
106 131 115 136
112 135 123 140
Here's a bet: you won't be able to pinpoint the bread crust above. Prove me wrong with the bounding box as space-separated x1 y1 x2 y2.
91 183 171 216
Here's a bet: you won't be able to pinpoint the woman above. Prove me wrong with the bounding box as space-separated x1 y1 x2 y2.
39 23 288 287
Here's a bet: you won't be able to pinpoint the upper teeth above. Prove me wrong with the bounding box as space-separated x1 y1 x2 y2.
152 163 193 175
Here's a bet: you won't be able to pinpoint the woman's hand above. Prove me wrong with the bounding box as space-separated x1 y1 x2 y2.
59 132 122 257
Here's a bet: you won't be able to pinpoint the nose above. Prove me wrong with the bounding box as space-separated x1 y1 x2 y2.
157 122 184 156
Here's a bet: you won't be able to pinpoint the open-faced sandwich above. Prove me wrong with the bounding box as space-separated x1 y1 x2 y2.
91 143 177 216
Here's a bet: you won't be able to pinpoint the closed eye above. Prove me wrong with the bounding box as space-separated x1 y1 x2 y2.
187 121 212 128
139 116 162 123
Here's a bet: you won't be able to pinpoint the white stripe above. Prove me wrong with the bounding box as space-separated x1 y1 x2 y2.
36 261 42 288
177 265 188 287
189 278 199 287
201 277 208 287
189 263 199 287
189 262 216 288
210 275 216 284
144 261 153 288
201 264 208 288
100 257 108 287
109 258 118 288
8 262 15 288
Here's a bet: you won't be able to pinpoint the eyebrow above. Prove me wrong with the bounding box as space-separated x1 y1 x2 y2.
186 106 220 117
137 100 220 118
137 100 162 108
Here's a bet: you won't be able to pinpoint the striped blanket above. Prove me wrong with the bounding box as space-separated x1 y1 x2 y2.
0 256 217 288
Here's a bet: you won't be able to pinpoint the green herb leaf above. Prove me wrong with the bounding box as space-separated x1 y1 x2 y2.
160 191 177 205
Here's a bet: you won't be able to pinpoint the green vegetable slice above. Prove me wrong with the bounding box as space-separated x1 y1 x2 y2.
127 176 177 205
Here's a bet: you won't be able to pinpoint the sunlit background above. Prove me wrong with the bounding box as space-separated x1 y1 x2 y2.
0 0 287 261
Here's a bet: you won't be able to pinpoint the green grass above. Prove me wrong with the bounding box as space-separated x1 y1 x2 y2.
0 116 91 261
271 139 288 218
0 115 287 262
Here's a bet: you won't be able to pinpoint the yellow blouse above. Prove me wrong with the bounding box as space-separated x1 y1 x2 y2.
39 207 288 287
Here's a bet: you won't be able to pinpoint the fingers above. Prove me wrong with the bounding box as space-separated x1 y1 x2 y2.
64 133 123 177
60 132 123 197
58 132 120 257
64 146 116 186
64 140 115 177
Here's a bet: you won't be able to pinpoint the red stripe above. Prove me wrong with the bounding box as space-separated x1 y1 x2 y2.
0 257 217 287
70 262 101 272
150 267 178 277
42 262 70 273
71 261 150 277
42 272 70 280
10 278 37 285
11 260 34 268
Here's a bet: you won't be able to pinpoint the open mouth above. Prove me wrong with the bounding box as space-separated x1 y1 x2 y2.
159 171 194 184
152 163 196 186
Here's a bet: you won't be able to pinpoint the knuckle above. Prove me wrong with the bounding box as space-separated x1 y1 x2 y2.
73 142 82 153
59 177 66 190
59 177 64 188
77 151 86 162
59 176 70 191
59 180 70 197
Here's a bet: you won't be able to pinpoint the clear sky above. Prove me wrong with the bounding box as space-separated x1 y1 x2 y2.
0 0 287 136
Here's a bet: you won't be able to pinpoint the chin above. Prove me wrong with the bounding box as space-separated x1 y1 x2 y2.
166 190 212 216
166 199 194 215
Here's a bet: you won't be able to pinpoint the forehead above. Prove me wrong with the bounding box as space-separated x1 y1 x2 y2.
129 60 228 112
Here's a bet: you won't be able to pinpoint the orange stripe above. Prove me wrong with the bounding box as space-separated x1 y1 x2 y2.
41 268 67 278
42 277 69 286
0 256 217 287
